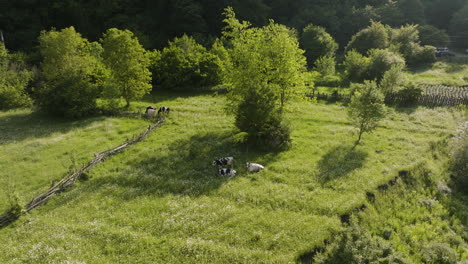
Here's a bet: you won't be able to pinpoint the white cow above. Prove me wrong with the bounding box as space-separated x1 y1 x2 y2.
246 162 264 173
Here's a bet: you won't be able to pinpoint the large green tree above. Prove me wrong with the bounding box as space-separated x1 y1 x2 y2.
101 28 152 107
222 7 306 149
38 27 102 118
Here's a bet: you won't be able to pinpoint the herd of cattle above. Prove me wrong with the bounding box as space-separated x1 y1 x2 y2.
145 106 265 177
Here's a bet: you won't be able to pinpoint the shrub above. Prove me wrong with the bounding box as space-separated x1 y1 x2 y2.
301 24 338 67
345 21 389 55
410 45 436 65
37 27 102 118
314 56 335 76
421 242 457 264
153 34 222 89
0 46 33 110
343 50 370 83
379 64 406 95
396 82 423 106
367 49 406 81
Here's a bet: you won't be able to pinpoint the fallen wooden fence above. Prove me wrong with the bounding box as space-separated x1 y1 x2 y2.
0 116 166 228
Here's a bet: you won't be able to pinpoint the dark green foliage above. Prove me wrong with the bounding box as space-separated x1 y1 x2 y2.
343 50 370 83
421 242 457 264
153 34 222 89
367 49 405 81
418 25 449 47
37 27 102 118
345 21 389 55
0 46 33 110
449 4 468 48
316 75 342 88
396 83 423 106
234 87 291 150
315 221 410 264
389 25 436 66
301 25 338 68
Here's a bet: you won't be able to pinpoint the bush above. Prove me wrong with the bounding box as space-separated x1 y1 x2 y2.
37 27 102 118
343 50 370 83
418 25 449 47
345 21 389 55
410 45 436 65
235 87 291 150
367 49 406 81
421 242 457 264
301 24 338 67
153 34 222 89
396 82 423 106
314 56 335 76
0 46 33 110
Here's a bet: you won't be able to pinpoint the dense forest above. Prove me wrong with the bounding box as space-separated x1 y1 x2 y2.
1 0 468 51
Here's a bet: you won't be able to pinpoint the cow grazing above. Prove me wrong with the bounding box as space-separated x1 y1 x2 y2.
213 157 234 167
158 106 170 115
145 106 156 116
219 168 236 177
246 162 264 173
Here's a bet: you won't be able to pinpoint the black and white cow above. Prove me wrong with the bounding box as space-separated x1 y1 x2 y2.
212 157 234 167
246 162 264 173
219 168 236 177
158 106 170 115
145 106 156 116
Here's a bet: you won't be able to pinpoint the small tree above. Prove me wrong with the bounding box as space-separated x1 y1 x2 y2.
222 7 306 149
38 27 102 118
101 28 152 107
348 81 386 145
345 21 389 55
379 64 406 95
301 24 338 67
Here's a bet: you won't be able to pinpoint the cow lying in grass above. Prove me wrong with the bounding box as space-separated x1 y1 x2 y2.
219 168 236 177
213 157 234 167
246 162 264 173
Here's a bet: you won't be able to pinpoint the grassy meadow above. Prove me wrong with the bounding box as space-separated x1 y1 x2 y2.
410 60 468 86
0 90 465 263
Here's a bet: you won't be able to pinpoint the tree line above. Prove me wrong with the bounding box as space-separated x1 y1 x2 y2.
0 6 453 149
1 0 467 52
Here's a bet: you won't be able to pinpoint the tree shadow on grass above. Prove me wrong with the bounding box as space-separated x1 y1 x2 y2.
0 111 106 145
53 132 281 204
317 145 368 184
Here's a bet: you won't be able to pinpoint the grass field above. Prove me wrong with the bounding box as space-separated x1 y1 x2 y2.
0 90 465 263
409 61 468 87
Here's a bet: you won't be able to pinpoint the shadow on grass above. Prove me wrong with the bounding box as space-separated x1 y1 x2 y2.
317 145 368 184
0 111 105 145
52 132 281 204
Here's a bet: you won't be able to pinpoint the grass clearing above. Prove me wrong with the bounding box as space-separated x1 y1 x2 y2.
409 61 468 86
0 91 464 263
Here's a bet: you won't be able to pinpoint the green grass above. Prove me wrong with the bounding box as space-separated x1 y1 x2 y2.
409 61 468 86
0 91 464 263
